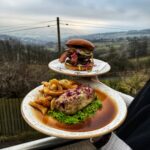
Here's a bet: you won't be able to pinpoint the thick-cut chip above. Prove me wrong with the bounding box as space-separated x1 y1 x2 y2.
51 98 56 110
35 97 51 107
43 87 51 94
41 81 50 87
43 87 64 96
48 90 64 96
45 96 53 101
58 84 63 90
29 101 48 115
59 79 73 89
39 89 44 94
50 83 57 90
50 79 59 85
30 79 81 113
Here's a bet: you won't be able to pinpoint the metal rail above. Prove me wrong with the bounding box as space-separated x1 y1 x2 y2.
2 137 83 150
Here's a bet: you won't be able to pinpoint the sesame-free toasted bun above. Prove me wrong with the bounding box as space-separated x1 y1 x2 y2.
66 39 95 51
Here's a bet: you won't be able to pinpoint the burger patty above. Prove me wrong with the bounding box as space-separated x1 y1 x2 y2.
66 58 92 66
55 86 95 115
66 49 92 66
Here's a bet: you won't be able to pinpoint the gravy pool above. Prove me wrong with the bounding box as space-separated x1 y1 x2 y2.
33 89 118 132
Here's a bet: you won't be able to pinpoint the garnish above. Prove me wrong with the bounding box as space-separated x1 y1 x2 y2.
48 98 102 125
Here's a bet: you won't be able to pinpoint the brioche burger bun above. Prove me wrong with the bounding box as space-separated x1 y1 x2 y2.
59 39 95 71
66 39 95 51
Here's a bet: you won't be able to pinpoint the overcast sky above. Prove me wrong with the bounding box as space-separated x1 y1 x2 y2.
0 0 150 40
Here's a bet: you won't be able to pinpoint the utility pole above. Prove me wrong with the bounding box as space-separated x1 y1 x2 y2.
57 17 61 54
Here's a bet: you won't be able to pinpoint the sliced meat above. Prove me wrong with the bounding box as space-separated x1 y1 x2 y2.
55 86 95 115
70 52 78 65
59 51 68 63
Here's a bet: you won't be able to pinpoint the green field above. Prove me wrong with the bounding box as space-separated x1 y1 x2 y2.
129 56 150 63
94 41 128 52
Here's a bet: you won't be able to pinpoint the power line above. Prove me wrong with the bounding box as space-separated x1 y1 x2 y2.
60 19 137 30
60 22 89 35
60 22 128 31
0 24 53 33
0 25 56 34
0 24 57 33
0 21 56 33
0 20 56 30
61 19 116 27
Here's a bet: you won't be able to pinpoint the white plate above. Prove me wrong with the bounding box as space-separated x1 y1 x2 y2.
21 80 127 139
48 59 111 77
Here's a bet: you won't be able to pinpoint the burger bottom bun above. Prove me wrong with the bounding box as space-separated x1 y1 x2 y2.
65 62 93 71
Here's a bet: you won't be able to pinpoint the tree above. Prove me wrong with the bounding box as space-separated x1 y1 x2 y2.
106 46 130 72
128 37 139 58
140 36 148 56
128 37 148 58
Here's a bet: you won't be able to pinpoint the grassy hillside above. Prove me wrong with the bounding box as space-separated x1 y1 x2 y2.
129 56 150 63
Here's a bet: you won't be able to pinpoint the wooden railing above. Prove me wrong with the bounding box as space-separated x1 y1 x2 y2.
0 98 38 144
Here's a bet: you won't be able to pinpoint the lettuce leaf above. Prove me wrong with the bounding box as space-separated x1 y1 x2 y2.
48 99 102 125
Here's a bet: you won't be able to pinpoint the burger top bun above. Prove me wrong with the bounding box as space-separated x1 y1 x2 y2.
66 39 95 51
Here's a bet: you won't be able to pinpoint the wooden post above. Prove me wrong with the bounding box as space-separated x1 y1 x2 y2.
57 17 61 54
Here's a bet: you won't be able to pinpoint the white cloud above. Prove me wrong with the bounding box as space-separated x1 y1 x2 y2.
0 0 150 39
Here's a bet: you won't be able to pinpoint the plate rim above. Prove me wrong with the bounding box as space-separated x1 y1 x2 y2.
48 59 111 77
21 80 127 139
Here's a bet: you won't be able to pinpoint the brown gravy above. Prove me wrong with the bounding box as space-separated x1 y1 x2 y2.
33 89 118 132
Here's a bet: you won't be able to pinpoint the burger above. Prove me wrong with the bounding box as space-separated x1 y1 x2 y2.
59 39 95 71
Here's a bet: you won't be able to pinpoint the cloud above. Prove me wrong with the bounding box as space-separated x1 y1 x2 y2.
0 0 150 21
0 0 150 38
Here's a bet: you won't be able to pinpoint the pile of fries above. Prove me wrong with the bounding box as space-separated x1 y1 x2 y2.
29 79 79 115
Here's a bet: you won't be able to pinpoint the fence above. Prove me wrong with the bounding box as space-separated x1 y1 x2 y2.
0 98 36 137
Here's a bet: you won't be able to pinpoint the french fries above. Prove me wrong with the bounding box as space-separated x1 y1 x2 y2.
59 79 72 89
29 79 79 115
35 96 51 107
51 98 56 110
57 84 63 90
29 101 48 115
70 84 78 89
50 83 57 90
43 87 64 96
